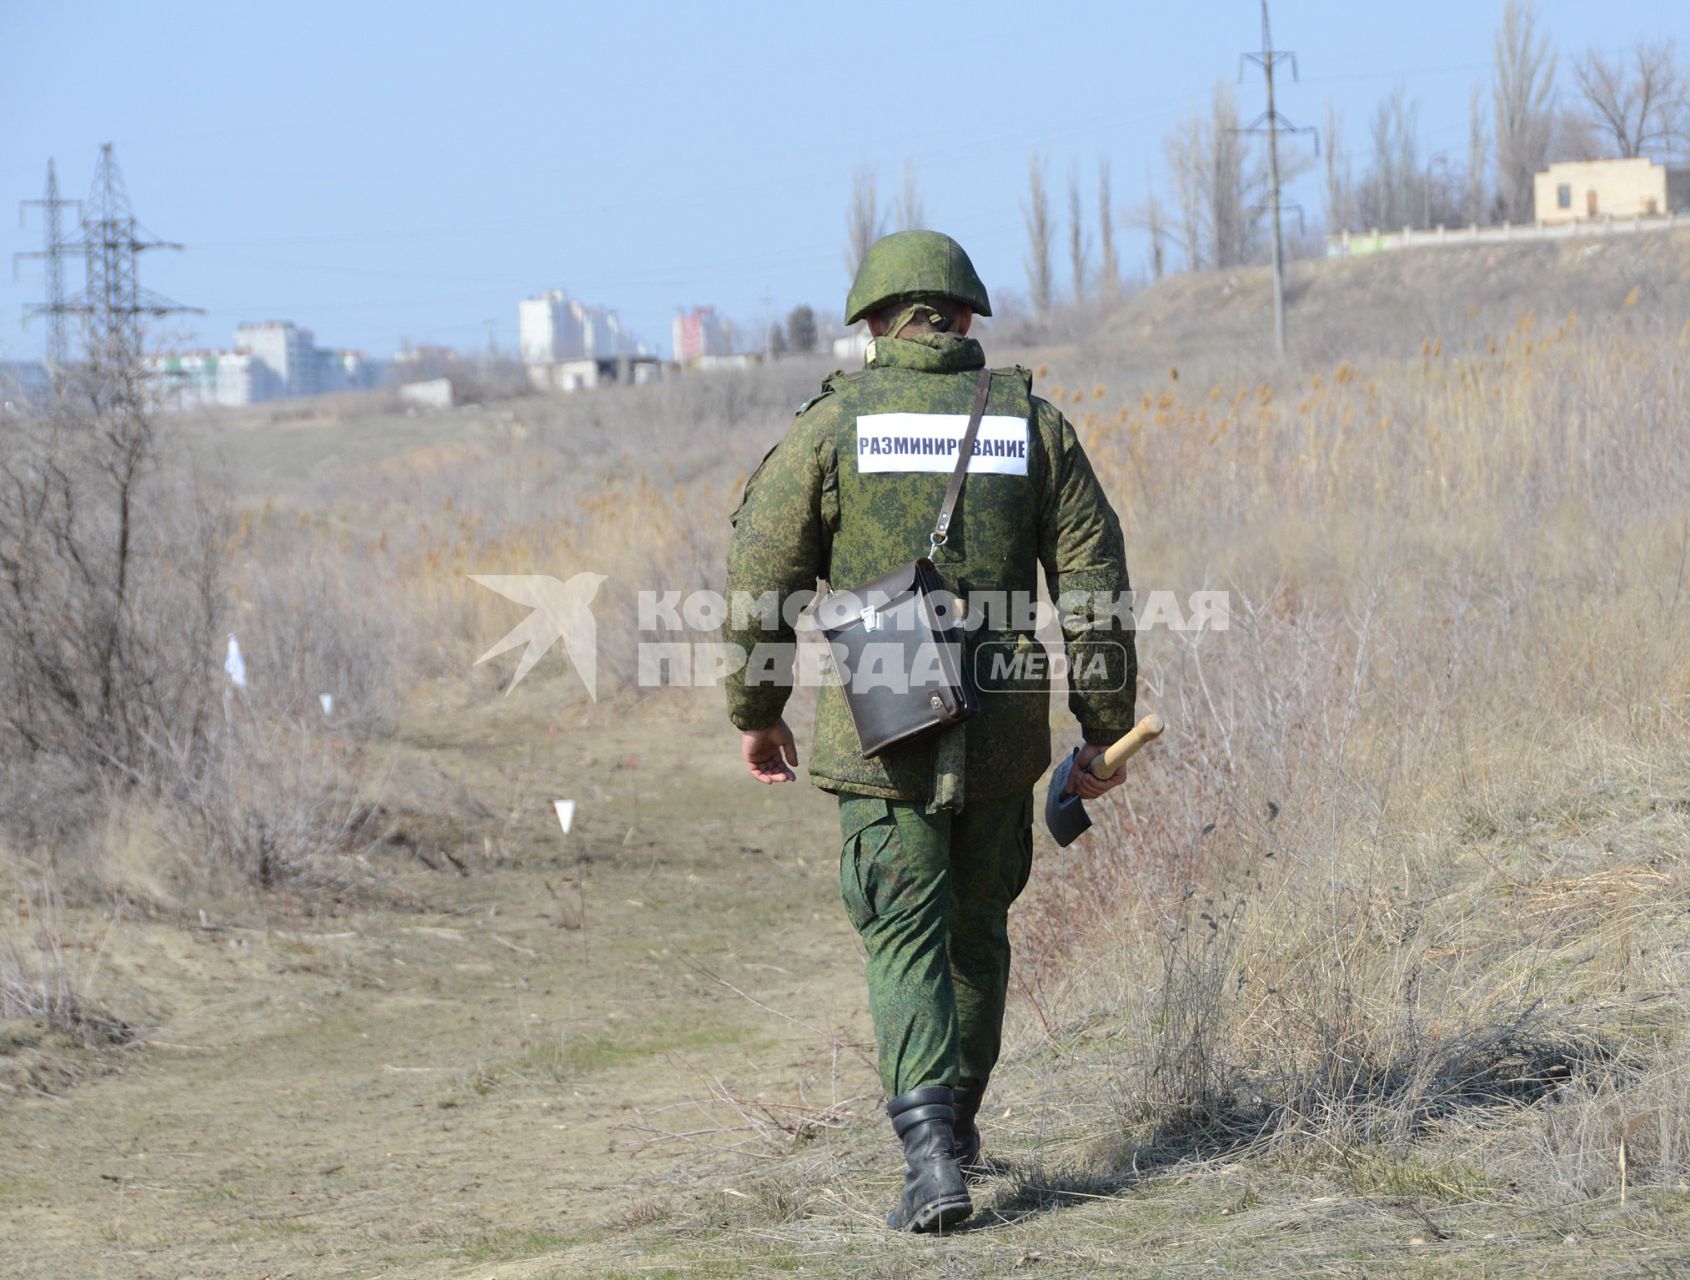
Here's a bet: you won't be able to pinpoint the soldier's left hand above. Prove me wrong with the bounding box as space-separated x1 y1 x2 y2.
741 720 799 784
1069 743 1127 801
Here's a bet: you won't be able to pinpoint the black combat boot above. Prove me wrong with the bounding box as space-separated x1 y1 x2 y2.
885 1085 972 1232
952 1079 987 1178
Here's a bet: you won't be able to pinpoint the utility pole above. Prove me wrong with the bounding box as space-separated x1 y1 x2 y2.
14 160 82 379
77 143 201 368
1237 1 1316 358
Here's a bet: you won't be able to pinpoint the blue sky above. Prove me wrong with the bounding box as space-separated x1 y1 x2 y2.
2 1 1684 360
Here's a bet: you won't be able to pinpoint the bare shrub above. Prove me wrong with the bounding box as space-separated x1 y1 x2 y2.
177 712 381 893
1003 314 1690 1196
1533 1065 1690 1198
0 338 390 898
0 357 225 845
0 873 132 1047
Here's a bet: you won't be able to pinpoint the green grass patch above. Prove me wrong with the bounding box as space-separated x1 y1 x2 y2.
457 1227 578 1264
462 1020 755 1096
1340 1150 1495 1202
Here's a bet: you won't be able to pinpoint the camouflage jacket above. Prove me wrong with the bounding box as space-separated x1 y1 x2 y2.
725 332 1135 808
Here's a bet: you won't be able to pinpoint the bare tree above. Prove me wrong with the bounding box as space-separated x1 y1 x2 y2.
786 305 817 354
1160 83 1299 271
1550 108 1606 162
1573 40 1688 159
1492 0 1557 223
1068 169 1090 305
1096 158 1121 301
0 325 226 839
1359 84 1421 230
1465 83 1489 224
1128 166 1169 281
1022 151 1054 319
1323 96 1355 234
845 166 883 277
1207 83 1255 268
1164 111 1207 270
895 157 925 231
1144 193 1168 280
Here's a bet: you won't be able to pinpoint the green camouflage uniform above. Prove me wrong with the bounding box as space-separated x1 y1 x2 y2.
725 330 1135 1097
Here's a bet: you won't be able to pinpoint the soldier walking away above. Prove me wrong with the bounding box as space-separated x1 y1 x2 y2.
724 230 1137 1231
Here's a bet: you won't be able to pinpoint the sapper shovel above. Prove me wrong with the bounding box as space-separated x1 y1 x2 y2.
1044 714 1164 847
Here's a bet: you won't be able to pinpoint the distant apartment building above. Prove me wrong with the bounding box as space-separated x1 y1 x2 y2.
148 319 380 409
234 321 375 398
519 288 651 392
671 306 730 363
144 349 272 409
1535 157 1690 225
235 321 315 395
519 290 635 363
390 344 460 383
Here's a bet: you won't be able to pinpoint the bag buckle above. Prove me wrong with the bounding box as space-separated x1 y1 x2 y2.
860 604 880 632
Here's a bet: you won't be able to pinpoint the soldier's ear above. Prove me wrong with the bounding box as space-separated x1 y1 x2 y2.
954 307 973 336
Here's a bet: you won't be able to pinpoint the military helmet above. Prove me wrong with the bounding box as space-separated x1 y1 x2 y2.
845 230 992 326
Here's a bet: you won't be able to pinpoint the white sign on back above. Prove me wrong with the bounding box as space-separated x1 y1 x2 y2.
854 414 1030 476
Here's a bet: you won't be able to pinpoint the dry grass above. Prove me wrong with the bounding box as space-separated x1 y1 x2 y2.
0 871 132 1050
998 308 1690 1215
214 293 1690 1230
7 239 1689 1272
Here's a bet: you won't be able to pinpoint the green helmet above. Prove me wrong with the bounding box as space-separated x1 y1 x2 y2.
844 229 992 326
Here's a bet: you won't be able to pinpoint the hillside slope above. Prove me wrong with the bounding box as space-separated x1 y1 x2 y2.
1089 225 1690 377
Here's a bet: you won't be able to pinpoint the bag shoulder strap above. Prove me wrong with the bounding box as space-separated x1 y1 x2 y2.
930 368 994 553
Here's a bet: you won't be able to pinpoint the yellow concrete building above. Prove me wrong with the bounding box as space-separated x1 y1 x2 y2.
1535 157 1690 224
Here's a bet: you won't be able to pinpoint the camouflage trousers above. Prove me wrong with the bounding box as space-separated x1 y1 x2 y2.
837 791 1035 1098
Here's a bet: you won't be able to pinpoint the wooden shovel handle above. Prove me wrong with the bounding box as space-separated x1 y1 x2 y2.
1089 714 1165 781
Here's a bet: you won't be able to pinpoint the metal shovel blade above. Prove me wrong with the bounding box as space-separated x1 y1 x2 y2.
1044 749 1091 847
1042 715 1165 848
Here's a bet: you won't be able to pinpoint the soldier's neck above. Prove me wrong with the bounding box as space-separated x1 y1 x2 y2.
864 332 986 373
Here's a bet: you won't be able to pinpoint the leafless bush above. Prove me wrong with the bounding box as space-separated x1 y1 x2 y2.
176 710 382 892
0 340 388 897
231 533 400 734
1002 314 1690 1195
1533 1065 1690 1199
0 874 132 1047
0 356 225 845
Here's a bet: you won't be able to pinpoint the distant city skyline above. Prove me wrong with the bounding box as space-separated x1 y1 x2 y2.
4 1 1685 361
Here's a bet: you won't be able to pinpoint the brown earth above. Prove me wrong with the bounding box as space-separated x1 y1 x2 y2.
9 690 1689 1278
1 689 884 1278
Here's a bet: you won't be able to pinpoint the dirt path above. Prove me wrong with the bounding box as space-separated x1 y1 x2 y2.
2 694 880 1278
10 692 1690 1278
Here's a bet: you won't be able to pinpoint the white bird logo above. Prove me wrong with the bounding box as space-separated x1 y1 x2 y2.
470 573 608 698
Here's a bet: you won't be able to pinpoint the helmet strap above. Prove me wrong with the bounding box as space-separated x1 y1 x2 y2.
884 302 951 340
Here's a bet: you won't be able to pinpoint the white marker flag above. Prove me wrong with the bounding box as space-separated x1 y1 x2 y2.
553 800 576 835
224 634 248 688
319 693 334 717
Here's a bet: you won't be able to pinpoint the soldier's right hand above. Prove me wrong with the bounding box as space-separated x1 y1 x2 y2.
741 720 799 785
1069 742 1128 800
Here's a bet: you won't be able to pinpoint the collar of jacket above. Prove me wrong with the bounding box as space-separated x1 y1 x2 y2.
864 332 986 374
